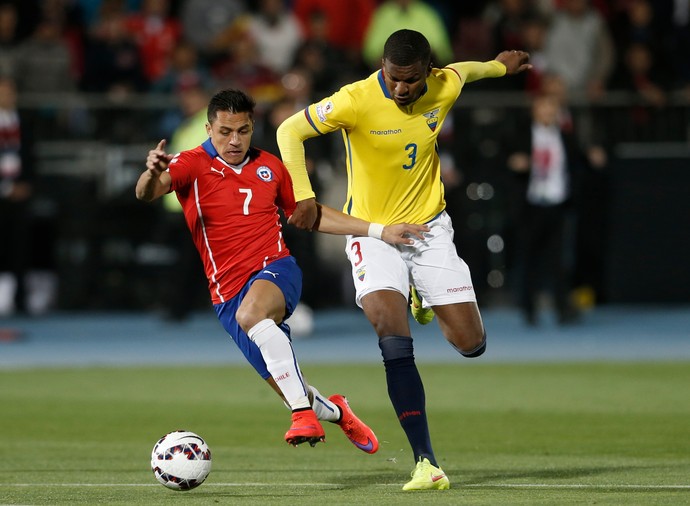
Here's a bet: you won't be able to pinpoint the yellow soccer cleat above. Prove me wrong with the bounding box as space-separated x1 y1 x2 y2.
410 286 434 325
402 457 451 491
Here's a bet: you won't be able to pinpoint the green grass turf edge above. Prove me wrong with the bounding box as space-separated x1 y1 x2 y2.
1 362 689 505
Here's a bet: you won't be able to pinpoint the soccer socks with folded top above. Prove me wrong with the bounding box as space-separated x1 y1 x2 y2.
308 385 340 422
379 335 437 466
451 332 487 358
247 318 310 410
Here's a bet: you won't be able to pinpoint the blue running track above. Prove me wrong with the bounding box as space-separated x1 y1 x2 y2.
1 306 689 368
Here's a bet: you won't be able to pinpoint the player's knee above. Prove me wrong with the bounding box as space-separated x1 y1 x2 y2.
236 304 261 333
450 332 487 358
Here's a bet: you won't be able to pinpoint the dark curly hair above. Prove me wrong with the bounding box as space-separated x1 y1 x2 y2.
383 29 431 67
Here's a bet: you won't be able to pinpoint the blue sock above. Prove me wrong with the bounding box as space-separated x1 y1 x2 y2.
378 335 436 466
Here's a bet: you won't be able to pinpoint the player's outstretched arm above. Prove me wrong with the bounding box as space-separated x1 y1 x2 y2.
136 139 173 202
308 203 429 245
451 51 531 84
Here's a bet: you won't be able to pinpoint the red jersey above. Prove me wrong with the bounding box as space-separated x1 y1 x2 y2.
167 140 296 304
125 14 182 82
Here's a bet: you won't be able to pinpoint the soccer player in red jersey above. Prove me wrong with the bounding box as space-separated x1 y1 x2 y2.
136 88 427 450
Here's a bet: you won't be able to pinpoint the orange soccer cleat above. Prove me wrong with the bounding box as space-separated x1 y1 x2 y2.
284 409 325 447
329 394 379 454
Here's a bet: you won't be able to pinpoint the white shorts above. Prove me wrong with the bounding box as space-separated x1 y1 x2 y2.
345 211 477 308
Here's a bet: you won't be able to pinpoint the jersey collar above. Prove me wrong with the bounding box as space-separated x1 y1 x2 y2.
377 70 392 99
201 138 218 158
202 138 252 171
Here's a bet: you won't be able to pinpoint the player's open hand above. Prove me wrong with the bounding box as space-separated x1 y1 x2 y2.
495 50 532 75
382 223 430 245
146 139 173 174
288 198 318 230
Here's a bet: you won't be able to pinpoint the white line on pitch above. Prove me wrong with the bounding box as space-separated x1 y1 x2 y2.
2 483 690 490
463 484 690 490
1 483 340 488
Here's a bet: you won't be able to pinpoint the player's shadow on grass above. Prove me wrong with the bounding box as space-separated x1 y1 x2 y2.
335 470 424 488
324 466 632 489
460 465 652 484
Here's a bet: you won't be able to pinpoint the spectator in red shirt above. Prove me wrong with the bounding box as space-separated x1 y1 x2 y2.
293 0 374 62
125 0 181 84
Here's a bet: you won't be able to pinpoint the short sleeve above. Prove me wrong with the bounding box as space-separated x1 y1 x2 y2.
167 150 196 191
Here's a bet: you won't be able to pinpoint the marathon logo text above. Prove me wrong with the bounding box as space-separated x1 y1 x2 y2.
370 128 402 135
447 286 474 293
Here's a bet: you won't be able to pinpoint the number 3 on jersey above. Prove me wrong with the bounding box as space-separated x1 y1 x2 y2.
403 143 417 170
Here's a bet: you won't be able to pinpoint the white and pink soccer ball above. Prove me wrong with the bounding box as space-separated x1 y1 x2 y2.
151 430 212 491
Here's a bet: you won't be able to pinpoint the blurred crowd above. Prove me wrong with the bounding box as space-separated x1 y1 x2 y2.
1 0 689 321
0 0 687 105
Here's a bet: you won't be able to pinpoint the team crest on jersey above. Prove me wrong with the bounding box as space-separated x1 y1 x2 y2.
256 166 273 181
315 100 334 123
356 266 366 281
423 108 440 132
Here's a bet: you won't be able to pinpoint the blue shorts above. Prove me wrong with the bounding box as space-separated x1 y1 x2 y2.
214 256 302 379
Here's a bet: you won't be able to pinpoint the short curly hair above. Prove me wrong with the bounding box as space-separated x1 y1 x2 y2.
383 29 431 67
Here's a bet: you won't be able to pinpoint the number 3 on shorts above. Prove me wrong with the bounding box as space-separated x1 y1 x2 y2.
351 240 363 266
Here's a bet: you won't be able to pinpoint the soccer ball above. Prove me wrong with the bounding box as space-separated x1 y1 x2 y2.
151 430 212 491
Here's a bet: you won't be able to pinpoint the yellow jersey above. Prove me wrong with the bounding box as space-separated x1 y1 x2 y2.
277 61 506 225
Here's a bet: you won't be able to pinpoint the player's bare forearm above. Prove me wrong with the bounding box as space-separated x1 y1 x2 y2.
310 204 429 245
287 198 318 230
135 168 170 202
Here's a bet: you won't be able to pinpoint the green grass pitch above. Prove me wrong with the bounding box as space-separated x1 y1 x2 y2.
2 362 689 505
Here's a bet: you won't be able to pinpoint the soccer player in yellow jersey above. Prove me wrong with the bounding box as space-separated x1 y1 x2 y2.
277 29 531 490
